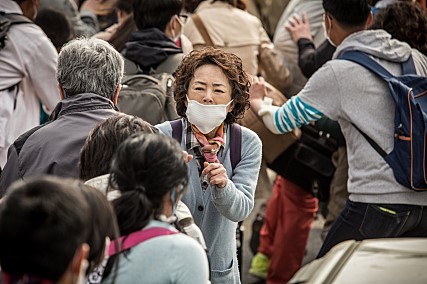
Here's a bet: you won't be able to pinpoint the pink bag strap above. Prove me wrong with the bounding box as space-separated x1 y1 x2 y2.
108 227 178 256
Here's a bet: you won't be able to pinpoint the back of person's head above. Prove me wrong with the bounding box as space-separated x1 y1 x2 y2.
183 0 202 12
323 0 371 28
0 177 90 283
76 184 119 273
109 15 137 52
370 1 427 56
109 133 188 235
56 37 124 99
80 114 158 181
35 9 74 52
133 0 182 31
116 0 134 14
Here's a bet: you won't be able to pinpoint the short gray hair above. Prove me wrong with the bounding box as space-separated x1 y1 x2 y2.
56 38 124 99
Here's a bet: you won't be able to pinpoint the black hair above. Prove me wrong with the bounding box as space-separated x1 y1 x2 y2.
109 15 137 52
109 133 188 236
34 9 74 51
77 184 119 274
133 0 182 31
116 0 134 14
80 114 158 181
0 177 90 282
323 0 371 27
370 1 427 56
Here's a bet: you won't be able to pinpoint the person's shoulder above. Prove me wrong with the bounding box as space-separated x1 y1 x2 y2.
230 7 264 27
8 21 57 55
411 49 427 76
12 122 51 157
171 233 207 256
155 120 174 135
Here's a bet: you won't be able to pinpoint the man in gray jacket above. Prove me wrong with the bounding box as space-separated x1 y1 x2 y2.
0 37 123 195
250 0 427 258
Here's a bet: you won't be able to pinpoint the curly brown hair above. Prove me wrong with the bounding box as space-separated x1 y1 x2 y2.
174 47 250 124
370 1 427 56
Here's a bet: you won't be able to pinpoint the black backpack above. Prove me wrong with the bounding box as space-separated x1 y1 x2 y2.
117 56 181 125
0 12 32 50
0 12 33 104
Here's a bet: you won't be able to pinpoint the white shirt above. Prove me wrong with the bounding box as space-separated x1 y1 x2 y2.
0 0 60 168
272 0 326 96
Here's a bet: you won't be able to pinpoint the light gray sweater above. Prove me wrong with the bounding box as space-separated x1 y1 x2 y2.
297 30 427 205
157 120 262 283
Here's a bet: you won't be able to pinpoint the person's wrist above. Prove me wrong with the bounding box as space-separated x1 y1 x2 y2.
250 98 264 113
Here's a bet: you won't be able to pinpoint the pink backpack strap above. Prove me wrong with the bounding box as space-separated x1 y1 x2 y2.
109 227 178 256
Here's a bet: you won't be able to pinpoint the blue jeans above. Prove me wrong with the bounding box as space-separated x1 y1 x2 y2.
317 200 427 258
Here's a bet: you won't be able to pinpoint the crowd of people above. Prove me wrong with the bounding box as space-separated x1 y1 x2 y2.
0 0 426 283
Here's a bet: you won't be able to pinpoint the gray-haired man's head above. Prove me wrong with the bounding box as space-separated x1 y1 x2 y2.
56 38 124 101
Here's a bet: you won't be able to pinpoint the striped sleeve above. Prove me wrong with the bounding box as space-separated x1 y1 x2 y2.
274 96 323 133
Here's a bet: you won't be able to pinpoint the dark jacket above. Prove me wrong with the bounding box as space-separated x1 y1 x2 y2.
0 93 117 195
122 28 182 74
297 38 336 78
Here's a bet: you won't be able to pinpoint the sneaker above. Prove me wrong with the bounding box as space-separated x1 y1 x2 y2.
249 252 269 279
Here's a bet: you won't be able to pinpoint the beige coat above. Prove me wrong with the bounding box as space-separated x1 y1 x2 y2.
183 0 292 93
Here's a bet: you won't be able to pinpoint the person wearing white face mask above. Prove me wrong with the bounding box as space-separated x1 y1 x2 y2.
121 0 189 75
101 133 210 284
157 48 262 284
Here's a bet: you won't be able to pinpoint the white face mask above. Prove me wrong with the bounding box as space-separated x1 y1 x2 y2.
170 15 183 43
158 185 183 224
186 97 233 134
323 18 337 47
32 4 38 20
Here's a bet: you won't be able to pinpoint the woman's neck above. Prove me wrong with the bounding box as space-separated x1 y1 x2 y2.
205 127 219 139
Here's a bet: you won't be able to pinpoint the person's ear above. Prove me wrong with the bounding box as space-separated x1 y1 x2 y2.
164 16 175 38
113 84 122 105
172 16 182 34
325 14 332 33
58 84 65 99
71 243 90 276
227 101 235 113
365 11 374 28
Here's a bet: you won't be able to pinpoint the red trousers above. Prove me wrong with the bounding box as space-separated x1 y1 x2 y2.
258 176 318 284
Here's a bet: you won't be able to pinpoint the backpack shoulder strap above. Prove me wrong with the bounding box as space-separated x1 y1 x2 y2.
342 50 417 76
0 12 33 26
191 13 214 47
155 53 183 74
402 55 417 75
171 119 183 143
0 12 33 49
123 57 140 76
339 51 394 80
229 123 242 171
351 122 387 158
108 227 178 256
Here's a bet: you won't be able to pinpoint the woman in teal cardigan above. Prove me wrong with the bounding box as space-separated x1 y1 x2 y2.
157 47 262 283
